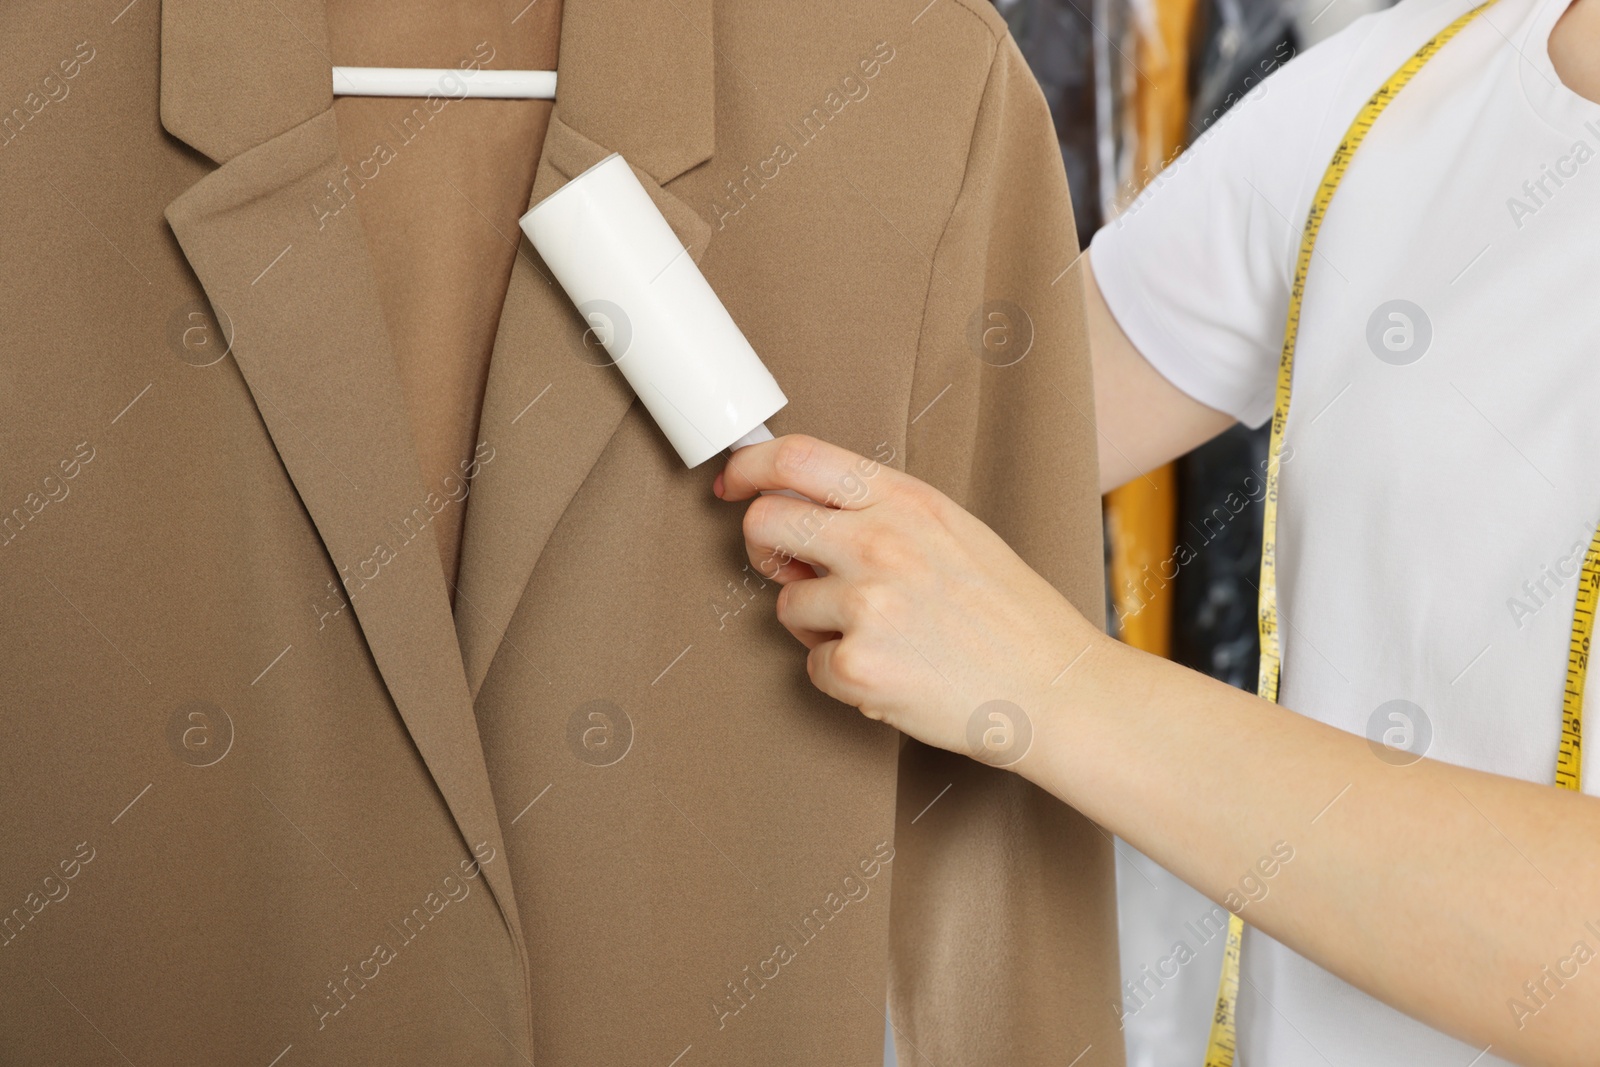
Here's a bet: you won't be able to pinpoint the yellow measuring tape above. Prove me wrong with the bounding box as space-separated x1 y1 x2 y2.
1201 0 1589 1060
1558 546 1596 790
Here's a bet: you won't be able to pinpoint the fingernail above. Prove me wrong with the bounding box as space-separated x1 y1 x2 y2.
712 472 724 498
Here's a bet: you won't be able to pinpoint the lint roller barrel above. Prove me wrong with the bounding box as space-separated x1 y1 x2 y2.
518 152 788 469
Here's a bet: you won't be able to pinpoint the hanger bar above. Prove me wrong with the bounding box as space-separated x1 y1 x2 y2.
331 67 557 99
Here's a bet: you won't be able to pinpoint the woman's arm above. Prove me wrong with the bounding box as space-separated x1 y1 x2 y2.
714 433 1600 1067
1085 251 1236 492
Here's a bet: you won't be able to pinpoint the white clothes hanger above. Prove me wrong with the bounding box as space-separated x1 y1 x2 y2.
331 67 556 99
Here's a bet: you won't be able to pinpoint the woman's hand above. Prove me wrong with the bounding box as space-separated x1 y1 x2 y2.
714 433 1105 766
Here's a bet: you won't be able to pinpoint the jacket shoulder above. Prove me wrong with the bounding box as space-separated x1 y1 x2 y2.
940 0 1016 46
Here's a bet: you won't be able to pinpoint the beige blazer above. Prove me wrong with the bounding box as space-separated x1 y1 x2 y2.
0 0 1121 1064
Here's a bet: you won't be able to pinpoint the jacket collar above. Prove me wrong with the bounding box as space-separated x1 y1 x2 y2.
159 0 715 180
448 0 718 696
160 0 332 166
158 0 716 1012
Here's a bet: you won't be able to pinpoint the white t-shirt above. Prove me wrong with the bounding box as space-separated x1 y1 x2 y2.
1091 0 1600 1062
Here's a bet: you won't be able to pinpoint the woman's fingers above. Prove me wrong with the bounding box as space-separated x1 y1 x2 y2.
741 492 858 578
774 575 856 649
803 638 866 711
716 434 900 508
721 430 1099 761
761 556 818 584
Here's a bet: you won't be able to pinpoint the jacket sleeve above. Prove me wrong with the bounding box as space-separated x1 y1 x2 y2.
888 27 1124 1067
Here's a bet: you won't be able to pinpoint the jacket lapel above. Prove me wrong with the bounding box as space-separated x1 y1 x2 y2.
159 0 527 957
452 0 716 696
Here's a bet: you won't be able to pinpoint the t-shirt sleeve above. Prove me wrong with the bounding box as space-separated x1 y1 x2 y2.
1087 16 1379 428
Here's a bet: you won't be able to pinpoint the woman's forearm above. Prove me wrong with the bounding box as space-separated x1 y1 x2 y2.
1029 634 1600 1066
1083 254 1234 493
